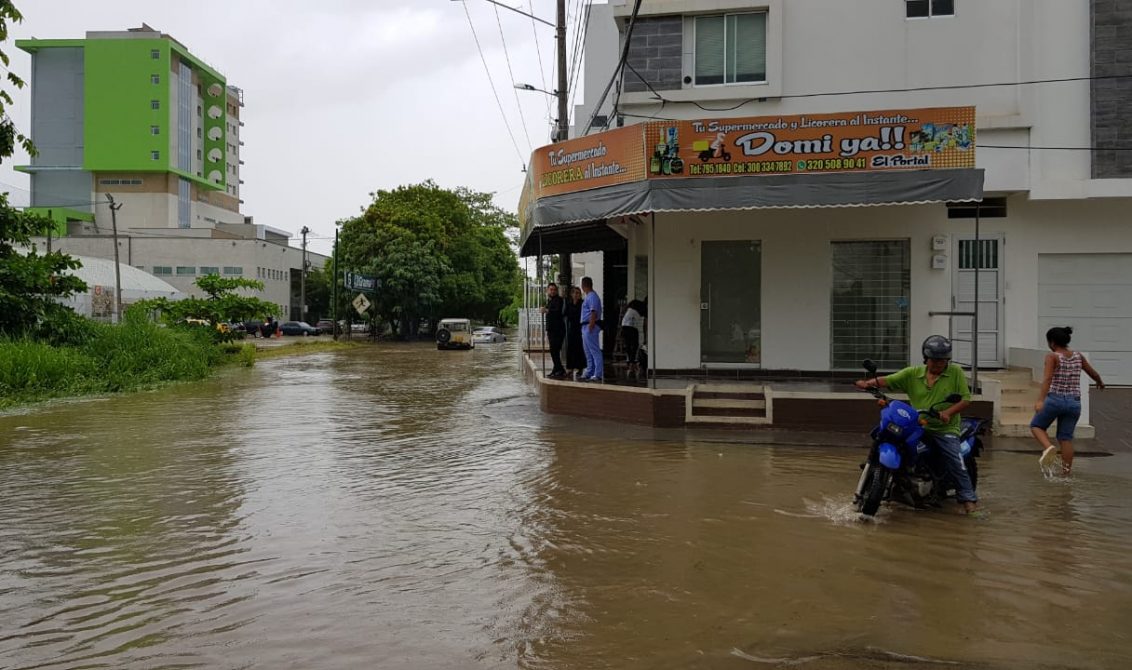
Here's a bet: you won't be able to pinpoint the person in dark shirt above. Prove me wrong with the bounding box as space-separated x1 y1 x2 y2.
564 286 585 378
540 282 567 378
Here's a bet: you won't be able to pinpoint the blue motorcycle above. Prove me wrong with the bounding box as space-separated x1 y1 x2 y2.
854 360 988 516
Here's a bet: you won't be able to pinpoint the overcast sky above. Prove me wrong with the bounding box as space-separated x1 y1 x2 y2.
2 0 588 255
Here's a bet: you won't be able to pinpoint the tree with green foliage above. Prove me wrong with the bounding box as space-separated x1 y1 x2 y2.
0 2 88 339
338 181 521 338
304 266 331 321
134 274 278 329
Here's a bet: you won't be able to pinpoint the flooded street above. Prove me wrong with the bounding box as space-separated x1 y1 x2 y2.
2 341 1132 669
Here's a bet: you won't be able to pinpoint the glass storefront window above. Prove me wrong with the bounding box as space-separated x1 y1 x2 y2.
830 240 910 370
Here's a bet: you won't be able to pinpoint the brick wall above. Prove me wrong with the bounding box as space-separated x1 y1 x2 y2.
1091 0 1132 178
624 16 683 93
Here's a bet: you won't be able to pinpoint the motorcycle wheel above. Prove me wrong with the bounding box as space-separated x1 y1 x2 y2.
965 455 979 490
858 466 890 516
722 151 732 161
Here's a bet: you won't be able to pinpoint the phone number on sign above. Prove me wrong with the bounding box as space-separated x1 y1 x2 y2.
688 158 870 175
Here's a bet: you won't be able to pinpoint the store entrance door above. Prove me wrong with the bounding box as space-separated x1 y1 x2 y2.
700 241 761 365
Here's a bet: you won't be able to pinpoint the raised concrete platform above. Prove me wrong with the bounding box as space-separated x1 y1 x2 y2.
525 356 995 433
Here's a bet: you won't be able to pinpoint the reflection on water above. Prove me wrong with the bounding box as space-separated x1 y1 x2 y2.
2 341 1131 669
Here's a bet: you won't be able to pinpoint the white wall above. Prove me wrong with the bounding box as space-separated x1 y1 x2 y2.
40 236 324 318
571 2 620 139
990 198 1132 351
599 0 1127 198
642 205 964 371
636 195 1132 371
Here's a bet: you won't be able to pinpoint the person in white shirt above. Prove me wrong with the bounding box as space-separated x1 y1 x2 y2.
621 299 646 375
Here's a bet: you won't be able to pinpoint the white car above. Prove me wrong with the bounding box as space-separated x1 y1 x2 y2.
472 326 507 344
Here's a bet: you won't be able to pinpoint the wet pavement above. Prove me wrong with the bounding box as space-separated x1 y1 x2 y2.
2 340 1131 669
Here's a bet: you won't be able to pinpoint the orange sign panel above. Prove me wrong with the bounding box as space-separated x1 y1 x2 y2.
528 125 647 198
644 107 975 178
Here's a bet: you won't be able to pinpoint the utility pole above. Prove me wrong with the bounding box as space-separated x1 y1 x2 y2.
300 225 310 324
556 0 569 143
332 227 339 341
105 194 124 325
555 0 572 287
46 209 53 253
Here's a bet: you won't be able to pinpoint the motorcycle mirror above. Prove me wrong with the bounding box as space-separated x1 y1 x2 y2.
862 359 877 375
946 393 964 403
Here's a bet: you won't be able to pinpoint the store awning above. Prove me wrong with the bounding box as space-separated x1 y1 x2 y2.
520 168 984 256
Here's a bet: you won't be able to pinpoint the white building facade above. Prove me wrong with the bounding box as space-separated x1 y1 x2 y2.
541 0 1132 383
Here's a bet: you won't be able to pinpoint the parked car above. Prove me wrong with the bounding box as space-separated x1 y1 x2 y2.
280 321 321 336
472 326 506 344
315 319 335 333
243 319 265 337
436 318 474 350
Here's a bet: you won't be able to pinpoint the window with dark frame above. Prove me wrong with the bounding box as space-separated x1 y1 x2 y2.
151 125 160 136
150 48 160 59
907 0 954 18
151 74 160 84
150 99 160 110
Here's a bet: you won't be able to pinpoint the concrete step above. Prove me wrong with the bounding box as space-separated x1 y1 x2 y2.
693 383 766 394
1000 410 1035 426
686 414 772 426
996 419 1096 440
692 398 767 410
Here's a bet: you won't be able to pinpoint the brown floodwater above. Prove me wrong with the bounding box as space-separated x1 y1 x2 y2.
2 340 1131 669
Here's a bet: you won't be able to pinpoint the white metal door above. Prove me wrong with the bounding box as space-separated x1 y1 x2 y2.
951 236 1004 368
1038 253 1132 385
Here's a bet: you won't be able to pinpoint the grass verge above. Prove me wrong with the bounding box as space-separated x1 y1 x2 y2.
0 319 249 410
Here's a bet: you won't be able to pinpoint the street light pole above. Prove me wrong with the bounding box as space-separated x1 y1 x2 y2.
105 194 124 324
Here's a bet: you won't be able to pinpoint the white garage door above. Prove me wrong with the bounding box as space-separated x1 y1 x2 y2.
1038 254 1132 385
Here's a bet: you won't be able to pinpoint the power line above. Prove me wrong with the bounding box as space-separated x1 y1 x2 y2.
461 0 527 169
583 0 642 136
494 2 534 153
620 73 1132 114
567 0 592 124
528 0 553 127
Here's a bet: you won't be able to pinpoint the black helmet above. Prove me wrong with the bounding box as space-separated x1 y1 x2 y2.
922 335 953 361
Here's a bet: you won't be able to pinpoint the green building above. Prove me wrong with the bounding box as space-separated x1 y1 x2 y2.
17 24 244 235
15 26 328 322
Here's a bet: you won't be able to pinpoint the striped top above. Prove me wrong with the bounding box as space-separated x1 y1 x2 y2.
1050 352 1083 397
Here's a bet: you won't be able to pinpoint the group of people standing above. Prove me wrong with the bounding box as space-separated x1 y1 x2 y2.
541 277 604 381
540 278 646 383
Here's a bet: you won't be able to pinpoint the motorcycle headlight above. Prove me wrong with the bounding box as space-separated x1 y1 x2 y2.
886 423 904 436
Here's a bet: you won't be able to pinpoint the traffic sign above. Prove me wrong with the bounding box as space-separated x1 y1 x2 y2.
352 293 371 316
346 272 379 292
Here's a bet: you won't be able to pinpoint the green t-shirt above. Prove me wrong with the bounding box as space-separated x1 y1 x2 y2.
884 363 971 435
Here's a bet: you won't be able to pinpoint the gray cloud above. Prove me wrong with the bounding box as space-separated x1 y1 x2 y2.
3 0 573 254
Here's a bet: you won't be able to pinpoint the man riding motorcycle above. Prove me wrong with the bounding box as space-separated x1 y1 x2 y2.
854 335 980 515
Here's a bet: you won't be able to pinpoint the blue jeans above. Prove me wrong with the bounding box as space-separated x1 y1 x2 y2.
1030 393 1082 442
929 432 977 503
581 324 603 379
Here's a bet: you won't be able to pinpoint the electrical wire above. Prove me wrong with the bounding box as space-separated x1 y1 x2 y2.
567 0 592 124
583 0 642 136
494 2 534 153
461 0 527 169
619 73 1132 113
528 0 553 126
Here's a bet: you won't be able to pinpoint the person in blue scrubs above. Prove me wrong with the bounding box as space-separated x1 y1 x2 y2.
580 276 603 382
